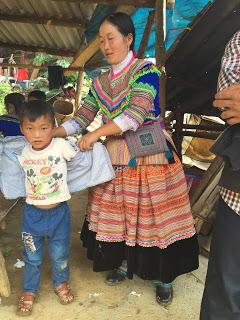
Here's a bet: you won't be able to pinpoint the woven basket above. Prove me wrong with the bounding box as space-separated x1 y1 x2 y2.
53 99 74 125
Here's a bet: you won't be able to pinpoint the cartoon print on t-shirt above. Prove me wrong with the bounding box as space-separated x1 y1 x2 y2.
24 156 63 200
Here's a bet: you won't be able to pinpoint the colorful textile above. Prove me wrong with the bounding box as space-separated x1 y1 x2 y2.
92 60 160 122
73 59 160 131
124 118 169 158
86 155 195 249
105 129 173 165
74 91 99 129
72 57 196 249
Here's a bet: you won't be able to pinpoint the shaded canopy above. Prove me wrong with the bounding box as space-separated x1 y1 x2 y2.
0 0 238 115
165 0 240 116
0 0 220 61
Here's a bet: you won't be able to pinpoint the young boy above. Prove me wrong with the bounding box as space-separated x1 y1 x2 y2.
0 92 25 137
17 100 76 316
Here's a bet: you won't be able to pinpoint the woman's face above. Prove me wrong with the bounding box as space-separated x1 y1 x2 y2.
99 21 133 66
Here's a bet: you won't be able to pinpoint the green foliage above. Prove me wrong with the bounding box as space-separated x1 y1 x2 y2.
46 88 62 101
32 53 76 84
81 75 91 99
32 53 55 65
65 72 78 84
30 78 48 90
56 59 71 68
0 83 12 115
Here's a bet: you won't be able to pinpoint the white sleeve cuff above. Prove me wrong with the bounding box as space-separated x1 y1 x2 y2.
113 114 139 132
61 119 83 135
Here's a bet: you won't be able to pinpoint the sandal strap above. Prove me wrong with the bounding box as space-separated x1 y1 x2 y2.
17 292 36 315
55 282 74 304
19 292 36 302
55 282 70 294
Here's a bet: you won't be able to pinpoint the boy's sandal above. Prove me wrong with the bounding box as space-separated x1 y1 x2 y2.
16 292 36 317
54 282 74 305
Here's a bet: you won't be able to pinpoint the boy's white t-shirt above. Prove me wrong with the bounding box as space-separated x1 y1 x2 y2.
18 138 77 205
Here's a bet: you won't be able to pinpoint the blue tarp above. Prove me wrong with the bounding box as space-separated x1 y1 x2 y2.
86 0 214 57
133 0 214 55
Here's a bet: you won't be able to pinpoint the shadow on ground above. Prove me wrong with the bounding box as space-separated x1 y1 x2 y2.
0 191 207 320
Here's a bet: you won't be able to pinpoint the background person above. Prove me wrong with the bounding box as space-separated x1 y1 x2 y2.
27 90 46 102
213 84 240 124
200 31 240 320
0 92 25 137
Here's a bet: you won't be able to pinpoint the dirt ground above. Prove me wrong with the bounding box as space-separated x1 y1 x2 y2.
0 191 208 320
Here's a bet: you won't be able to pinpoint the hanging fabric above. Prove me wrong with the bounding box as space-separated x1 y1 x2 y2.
48 65 67 90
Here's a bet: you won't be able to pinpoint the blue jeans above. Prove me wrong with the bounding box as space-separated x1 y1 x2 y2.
22 202 71 293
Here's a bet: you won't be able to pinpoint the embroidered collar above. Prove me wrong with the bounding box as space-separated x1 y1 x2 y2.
111 51 134 77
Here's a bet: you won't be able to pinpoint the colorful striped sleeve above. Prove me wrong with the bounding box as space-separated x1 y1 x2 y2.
122 69 159 128
73 90 99 129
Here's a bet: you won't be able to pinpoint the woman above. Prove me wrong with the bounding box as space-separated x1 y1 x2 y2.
54 12 199 305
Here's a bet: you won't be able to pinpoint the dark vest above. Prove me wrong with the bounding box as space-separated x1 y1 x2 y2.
219 161 240 193
211 124 240 193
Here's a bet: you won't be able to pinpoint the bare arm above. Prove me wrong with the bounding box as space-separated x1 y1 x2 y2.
52 126 67 137
78 121 122 151
95 121 122 137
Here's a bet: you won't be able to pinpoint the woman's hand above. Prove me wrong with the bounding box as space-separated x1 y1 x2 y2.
77 121 122 151
77 131 99 151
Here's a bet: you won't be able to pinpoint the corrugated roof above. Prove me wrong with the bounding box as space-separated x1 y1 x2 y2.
0 0 239 117
0 0 96 56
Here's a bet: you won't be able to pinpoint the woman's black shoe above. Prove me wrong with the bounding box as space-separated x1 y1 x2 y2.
156 283 173 306
105 269 126 286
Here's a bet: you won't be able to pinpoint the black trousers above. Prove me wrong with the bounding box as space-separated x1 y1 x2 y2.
200 198 240 320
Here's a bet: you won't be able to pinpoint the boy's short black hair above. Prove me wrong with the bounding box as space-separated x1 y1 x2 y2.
20 100 55 126
28 90 46 102
4 92 25 116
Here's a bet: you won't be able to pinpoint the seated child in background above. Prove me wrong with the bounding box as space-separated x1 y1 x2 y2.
0 93 25 137
17 100 76 316
27 90 46 102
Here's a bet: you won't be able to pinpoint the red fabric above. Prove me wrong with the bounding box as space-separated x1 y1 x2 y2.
17 69 28 81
